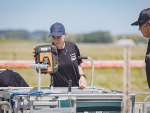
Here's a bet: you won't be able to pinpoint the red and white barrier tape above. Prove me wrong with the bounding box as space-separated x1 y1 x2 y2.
0 60 145 69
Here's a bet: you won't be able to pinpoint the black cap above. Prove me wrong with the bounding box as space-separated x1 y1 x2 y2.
131 8 150 26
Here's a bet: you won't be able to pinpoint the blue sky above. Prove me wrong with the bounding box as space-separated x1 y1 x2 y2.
0 0 150 35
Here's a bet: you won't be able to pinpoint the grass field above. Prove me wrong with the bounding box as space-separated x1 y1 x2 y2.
0 40 149 102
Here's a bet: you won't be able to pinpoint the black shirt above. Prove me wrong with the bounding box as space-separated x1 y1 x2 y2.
0 69 29 87
51 41 82 87
146 39 150 56
145 39 150 89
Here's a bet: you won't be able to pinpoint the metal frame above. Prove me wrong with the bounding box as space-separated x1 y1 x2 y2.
0 101 11 113
0 87 136 113
0 56 137 113
143 95 150 113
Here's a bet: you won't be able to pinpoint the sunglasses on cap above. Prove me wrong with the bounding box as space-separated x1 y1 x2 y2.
138 21 147 28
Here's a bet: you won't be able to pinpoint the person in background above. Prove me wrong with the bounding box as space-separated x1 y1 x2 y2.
0 69 30 113
0 69 29 87
131 8 150 89
33 22 87 89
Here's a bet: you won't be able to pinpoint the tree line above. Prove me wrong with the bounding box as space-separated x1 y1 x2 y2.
0 30 147 43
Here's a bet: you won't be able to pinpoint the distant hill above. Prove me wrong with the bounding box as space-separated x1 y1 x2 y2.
30 31 49 41
0 30 148 43
0 30 49 41
0 30 7 37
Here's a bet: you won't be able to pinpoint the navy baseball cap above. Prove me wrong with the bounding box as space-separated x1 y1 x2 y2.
48 22 65 37
131 8 150 26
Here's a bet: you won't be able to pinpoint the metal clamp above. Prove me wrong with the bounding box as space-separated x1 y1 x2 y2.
30 64 49 91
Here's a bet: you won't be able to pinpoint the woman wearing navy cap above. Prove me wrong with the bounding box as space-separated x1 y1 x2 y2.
33 22 87 89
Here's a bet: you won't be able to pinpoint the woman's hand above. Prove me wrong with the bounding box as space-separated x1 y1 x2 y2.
78 64 87 89
79 76 87 89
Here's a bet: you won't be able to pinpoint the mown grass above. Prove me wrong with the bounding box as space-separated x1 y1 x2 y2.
0 40 149 102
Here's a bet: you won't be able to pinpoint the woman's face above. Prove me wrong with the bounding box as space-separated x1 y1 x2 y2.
52 33 66 49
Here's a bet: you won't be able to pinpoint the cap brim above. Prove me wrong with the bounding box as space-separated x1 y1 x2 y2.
131 20 141 26
48 32 63 37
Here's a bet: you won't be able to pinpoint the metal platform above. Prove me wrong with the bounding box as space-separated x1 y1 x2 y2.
0 56 137 113
0 87 136 113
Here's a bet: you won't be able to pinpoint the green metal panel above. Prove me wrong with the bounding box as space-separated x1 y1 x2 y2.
60 101 121 113
147 108 150 113
60 100 71 108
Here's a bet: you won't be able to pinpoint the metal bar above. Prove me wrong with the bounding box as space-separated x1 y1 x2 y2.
14 100 19 113
30 64 48 69
32 108 74 113
132 96 135 113
71 100 76 113
88 57 94 87
30 64 49 92
30 101 33 113
4 105 6 113
0 98 2 113
143 95 150 113
133 92 150 94
38 68 41 91
33 102 58 106
0 101 11 113
17 101 21 113
23 99 28 113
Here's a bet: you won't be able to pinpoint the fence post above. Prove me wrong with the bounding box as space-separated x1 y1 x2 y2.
123 46 131 113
